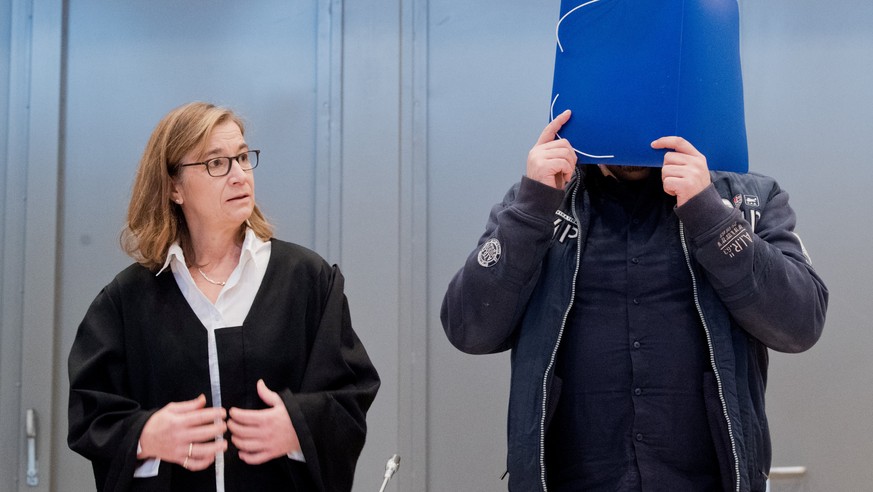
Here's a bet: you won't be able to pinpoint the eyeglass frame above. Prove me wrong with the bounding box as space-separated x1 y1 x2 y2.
176 149 260 177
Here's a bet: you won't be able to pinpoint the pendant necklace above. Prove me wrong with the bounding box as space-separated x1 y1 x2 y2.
197 268 227 286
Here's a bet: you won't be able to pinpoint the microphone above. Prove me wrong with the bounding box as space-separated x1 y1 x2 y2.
378 454 401 492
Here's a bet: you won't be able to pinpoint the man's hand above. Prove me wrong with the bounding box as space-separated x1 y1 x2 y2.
651 136 711 207
527 109 577 190
138 394 228 471
228 379 301 465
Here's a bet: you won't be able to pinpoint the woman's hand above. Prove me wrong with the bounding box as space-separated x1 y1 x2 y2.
228 379 302 465
138 394 228 471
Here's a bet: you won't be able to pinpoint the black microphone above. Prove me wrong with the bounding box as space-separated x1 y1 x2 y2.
378 454 401 492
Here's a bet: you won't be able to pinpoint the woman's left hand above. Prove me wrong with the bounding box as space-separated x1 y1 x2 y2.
227 379 302 464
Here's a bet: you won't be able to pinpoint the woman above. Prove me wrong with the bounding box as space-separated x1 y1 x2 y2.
67 102 380 492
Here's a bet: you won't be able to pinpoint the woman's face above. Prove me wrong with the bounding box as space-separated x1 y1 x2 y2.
171 120 256 237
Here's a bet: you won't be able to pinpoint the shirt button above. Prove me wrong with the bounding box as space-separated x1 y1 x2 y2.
633 298 640 305
633 341 641 349
634 388 642 396
635 433 644 441
631 257 640 264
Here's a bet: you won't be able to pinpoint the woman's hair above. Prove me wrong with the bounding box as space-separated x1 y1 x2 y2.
121 101 273 270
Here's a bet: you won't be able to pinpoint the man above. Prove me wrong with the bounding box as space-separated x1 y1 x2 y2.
440 109 828 491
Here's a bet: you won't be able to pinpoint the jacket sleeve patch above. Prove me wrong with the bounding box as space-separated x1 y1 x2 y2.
718 222 753 258
477 238 502 267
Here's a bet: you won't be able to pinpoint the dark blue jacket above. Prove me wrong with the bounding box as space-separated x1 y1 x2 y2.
441 167 828 492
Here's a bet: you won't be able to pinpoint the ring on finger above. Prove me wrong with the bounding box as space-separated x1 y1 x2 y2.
187 442 193 458
183 456 190 470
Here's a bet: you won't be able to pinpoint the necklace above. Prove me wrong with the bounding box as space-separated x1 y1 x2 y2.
197 268 227 286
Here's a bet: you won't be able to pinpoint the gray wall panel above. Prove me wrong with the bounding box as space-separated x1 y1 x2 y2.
740 1 873 489
0 0 25 488
340 1 403 489
427 2 559 490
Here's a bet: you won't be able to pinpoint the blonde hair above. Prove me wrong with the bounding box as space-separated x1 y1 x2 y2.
121 102 273 270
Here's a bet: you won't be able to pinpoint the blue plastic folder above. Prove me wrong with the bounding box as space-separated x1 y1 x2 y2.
551 0 748 172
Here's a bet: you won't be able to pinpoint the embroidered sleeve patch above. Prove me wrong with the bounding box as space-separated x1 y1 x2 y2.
717 222 753 258
477 238 502 267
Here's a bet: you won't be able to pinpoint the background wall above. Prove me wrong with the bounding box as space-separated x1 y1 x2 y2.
1 1 870 491
740 0 873 489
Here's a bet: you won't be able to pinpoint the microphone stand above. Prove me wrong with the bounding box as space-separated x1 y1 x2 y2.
378 454 401 492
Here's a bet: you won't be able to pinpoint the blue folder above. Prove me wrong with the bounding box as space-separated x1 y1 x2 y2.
551 0 748 172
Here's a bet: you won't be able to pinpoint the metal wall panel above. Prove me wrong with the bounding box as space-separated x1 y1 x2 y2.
426 1 560 490
740 1 873 489
0 1 26 488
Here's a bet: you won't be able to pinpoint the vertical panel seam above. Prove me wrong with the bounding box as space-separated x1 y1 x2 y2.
398 0 429 489
315 0 344 264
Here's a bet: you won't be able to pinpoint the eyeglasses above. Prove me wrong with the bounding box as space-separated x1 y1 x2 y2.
178 150 260 177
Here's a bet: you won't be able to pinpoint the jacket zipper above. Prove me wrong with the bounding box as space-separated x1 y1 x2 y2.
679 222 741 492
538 180 583 492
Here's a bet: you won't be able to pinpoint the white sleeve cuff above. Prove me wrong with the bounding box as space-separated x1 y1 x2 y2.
134 441 161 477
287 449 306 462
134 458 161 477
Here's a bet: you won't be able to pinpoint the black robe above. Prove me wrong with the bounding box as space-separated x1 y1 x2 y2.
68 239 380 492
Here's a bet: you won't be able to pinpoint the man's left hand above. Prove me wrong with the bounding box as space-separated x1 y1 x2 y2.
651 136 711 207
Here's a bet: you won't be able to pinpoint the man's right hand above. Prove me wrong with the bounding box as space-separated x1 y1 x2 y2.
526 109 577 190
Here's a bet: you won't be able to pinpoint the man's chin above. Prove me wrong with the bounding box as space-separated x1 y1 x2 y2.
605 165 653 181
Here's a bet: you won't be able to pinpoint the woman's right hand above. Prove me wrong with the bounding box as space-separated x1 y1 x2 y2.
137 394 228 471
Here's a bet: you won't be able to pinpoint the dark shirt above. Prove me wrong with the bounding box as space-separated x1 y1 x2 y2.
545 169 721 491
